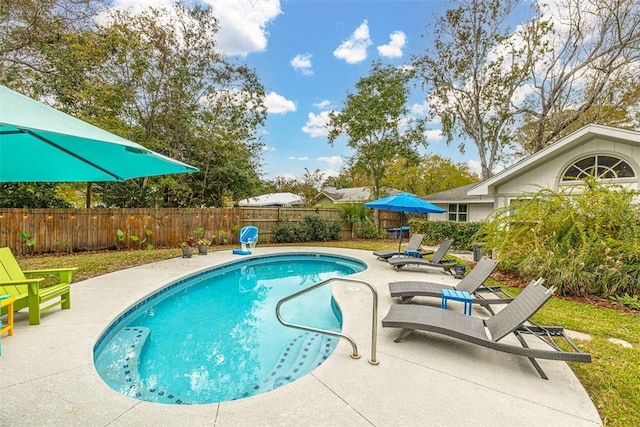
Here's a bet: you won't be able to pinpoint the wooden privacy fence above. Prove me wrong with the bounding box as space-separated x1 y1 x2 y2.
0 207 404 255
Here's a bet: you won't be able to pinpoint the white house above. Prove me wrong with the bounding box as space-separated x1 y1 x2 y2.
426 124 640 222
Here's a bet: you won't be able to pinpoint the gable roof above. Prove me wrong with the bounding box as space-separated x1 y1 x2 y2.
468 124 640 196
425 183 492 204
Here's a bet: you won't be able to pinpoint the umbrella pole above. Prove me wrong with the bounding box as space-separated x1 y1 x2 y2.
397 213 404 254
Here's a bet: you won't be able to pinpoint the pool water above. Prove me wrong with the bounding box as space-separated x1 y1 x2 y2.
93 253 366 404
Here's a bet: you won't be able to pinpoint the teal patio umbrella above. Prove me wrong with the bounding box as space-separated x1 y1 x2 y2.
365 192 446 253
0 85 198 182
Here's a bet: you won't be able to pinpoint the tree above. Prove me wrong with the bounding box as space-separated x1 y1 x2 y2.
323 169 369 190
414 0 536 180
0 183 72 208
415 0 640 177
30 3 267 207
263 168 324 206
298 168 325 206
93 182 155 208
382 154 480 196
517 0 640 153
327 61 427 199
97 5 264 207
0 0 106 92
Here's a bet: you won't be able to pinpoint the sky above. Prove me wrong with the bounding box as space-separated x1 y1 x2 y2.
242 0 462 181
105 0 492 181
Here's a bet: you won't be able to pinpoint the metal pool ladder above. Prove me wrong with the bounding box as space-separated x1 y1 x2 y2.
275 277 379 365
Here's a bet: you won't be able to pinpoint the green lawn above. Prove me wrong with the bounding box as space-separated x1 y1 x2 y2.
15 240 640 426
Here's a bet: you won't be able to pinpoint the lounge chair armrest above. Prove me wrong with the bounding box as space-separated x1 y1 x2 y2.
0 277 45 285
24 267 77 282
23 267 78 275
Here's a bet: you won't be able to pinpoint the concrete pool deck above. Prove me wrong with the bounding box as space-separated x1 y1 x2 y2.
0 247 601 426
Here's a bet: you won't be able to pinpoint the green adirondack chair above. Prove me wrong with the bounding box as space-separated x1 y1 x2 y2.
0 247 77 325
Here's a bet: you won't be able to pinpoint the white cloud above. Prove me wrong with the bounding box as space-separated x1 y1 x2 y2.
264 91 296 114
333 20 372 64
288 156 309 161
425 129 444 141
203 0 282 56
313 100 332 109
262 145 277 152
100 0 281 56
290 53 314 76
320 168 340 179
317 155 343 167
377 31 406 58
467 160 482 176
411 101 429 117
302 111 332 137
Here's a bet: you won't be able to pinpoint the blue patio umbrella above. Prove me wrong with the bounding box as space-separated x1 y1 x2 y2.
365 192 446 253
0 85 198 182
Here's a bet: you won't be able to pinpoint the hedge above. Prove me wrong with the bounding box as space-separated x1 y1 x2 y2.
408 219 483 250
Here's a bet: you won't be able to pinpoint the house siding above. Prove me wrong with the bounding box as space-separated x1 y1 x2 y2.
427 203 493 223
493 136 640 209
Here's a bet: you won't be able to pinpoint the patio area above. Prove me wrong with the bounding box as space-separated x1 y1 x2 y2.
0 247 601 426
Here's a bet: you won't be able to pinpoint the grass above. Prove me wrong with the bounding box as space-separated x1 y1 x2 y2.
14 240 640 426
505 286 640 425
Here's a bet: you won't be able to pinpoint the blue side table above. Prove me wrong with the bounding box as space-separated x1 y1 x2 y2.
404 249 421 258
441 289 473 315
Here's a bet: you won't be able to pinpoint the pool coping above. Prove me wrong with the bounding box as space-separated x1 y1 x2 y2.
0 247 602 426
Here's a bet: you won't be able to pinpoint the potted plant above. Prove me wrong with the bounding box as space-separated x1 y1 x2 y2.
180 237 196 258
197 237 211 255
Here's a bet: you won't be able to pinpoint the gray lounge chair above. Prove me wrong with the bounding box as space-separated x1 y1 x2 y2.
387 238 456 274
382 280 591 379
373 233 427 261
389 257 511 312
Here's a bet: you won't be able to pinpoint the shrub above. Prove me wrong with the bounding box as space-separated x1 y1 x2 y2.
363 218 385 239
272 220 298 243
477 177 640 297
271 215 343 243
299 214 331 241
328 221 343 240
338 203 371 238
408 219 482 250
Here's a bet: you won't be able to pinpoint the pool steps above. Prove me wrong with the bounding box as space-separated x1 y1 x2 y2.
237 332 336 399
97 327 335 404
94 326 150 399
95 326 194 404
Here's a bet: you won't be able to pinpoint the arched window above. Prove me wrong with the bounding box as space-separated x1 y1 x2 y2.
562 155 636 182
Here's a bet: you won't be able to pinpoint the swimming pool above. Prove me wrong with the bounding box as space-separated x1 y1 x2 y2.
93 253 366 405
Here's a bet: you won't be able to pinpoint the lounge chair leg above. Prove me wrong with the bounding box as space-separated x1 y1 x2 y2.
394 328 414 343
515 331 549 380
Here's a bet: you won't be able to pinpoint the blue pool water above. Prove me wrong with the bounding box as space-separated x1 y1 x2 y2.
93 253 366 405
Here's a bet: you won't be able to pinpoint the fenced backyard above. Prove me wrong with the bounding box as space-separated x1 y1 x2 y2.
0 207 403 255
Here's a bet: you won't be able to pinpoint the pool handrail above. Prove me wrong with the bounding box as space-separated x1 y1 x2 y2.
275 277 379 365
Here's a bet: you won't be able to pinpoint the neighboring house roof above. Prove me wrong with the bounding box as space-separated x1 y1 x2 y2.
316 186 401 203
468 124 640 196
424 183 492 204
238 192 303 207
